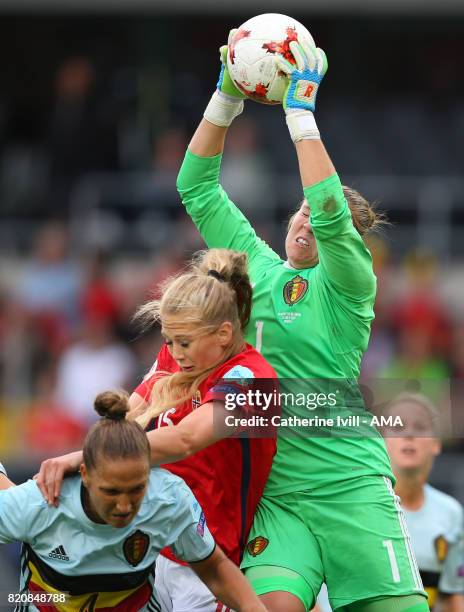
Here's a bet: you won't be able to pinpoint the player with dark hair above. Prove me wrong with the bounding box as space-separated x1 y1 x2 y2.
0 390 269 612
36 247 278 611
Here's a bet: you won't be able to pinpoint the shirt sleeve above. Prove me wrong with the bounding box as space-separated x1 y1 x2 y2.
177 150 280 278
170 482 216 563
0 480 42 544
203 364 255 405
439 506 464 594
304 174 376 307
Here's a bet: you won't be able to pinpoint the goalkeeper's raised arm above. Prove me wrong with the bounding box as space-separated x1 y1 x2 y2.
176 34 279 270
276 39 381 302
190 37 245 156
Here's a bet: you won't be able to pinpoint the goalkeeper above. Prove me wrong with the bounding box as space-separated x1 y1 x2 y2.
175 33 429 612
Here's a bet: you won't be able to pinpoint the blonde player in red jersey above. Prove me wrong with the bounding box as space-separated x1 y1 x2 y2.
36 248 278 612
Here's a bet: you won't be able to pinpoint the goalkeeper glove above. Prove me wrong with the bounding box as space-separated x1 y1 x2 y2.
276 41 327 142
204 30 246 128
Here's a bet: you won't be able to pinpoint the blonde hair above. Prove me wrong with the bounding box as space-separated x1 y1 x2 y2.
287 186 388 238
135 249 252 428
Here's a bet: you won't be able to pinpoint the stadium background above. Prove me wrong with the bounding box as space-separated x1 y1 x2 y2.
0 0 463 596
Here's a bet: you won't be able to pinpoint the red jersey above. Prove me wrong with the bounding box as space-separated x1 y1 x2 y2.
134 343 277 565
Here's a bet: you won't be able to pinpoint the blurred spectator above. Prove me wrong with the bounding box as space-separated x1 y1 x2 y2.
81 252 120 326
15 222 82 352
380 250 451 381
24 365 86 458
221 117 275 216
48 55 118 214
54 300 136 426
450 325 464 379
152 126 187 176
362 236 395 379
146 247 186 298
384 394 464 611
391 250 451 356
380 326 450 381
0 295 38 400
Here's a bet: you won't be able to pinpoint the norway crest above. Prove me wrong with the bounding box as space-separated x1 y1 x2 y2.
123 530 150 566
283 275 308 306
192 390 202 410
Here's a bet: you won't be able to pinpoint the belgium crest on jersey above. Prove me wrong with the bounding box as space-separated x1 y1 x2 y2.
283 275 308 306
434 535 449 563
246 536 269 557
123 530 150 567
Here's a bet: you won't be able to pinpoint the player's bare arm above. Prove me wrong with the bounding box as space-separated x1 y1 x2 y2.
190 545 268 612
35 450 82 505
146 400 237 465
189 119 228 157
295 140 336 189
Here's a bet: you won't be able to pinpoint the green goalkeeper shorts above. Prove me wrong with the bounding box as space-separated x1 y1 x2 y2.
241 476 427 610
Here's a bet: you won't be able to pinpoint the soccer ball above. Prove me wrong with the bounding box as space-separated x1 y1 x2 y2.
227 13 315 105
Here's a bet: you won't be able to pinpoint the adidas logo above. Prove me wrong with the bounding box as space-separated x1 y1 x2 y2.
48 545 69 561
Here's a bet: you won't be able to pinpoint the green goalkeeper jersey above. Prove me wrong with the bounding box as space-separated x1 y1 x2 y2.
177 150 393 494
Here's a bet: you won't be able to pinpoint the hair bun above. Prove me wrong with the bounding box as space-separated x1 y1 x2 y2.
94 390 130 421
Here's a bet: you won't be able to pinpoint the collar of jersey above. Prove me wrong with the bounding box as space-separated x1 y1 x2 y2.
283 260 310 271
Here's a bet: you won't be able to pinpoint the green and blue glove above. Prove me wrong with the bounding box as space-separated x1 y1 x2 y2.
204 30 246 128
276 40 327 142
216 36 246 100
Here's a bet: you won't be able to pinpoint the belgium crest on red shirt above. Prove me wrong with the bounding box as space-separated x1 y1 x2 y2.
246 536 269 557
283 275 308 306
123 530 150 567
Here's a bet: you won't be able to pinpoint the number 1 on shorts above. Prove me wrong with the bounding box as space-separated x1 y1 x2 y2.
382 539 401 583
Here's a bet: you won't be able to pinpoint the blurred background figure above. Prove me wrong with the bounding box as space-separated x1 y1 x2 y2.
48 55 119 215
316 393 464 612
23 363 86 458
221 116 275 216
54 259 137 426
379 251 452 381
385 394 464 612
15 222 82 342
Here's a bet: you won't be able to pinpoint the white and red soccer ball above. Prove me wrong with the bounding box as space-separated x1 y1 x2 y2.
227 13 315 105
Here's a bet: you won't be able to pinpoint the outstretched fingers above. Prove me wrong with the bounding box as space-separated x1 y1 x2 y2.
219 45 228 65
314 47 328 76
289 41 308 71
